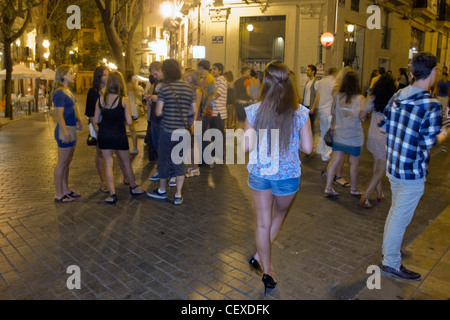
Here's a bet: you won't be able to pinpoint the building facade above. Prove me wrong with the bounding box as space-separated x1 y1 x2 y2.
162 0 450 92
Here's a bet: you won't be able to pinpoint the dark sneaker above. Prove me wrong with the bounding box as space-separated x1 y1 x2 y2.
168 177 176 187
173 196 183 205
147 188 167 200
381 264 422 282
149 172 160 181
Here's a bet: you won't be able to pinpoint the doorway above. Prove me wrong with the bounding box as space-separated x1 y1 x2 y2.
343 22 365 84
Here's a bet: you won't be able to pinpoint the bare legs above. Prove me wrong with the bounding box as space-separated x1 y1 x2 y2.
101 149 143 202
361 156 386 207
251 189 296 279
54 146 75 201
325 151 360 193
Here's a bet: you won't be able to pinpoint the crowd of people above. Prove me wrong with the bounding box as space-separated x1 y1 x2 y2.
50 53 449 294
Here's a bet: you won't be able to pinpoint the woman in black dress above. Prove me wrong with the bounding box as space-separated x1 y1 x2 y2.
93 71 144 204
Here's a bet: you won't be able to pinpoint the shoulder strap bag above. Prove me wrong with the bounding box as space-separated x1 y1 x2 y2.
169 83 191 131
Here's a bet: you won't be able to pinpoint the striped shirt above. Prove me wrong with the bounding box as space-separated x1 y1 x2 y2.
379 86 441 180
158 80 195 132
211 75 228 118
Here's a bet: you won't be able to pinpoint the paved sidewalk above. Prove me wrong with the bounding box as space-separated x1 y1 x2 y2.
354 205 450 300
0 96 449 300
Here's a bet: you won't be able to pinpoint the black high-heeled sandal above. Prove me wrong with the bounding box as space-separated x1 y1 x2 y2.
130 185 145 196
105 194 117 205
262 274 277 295
249 257 263 273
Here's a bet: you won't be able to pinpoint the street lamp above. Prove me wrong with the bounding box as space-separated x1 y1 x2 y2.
160 2 174 18
42 40 50 48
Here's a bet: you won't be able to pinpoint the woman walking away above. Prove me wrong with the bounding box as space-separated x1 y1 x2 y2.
94 72 145 204
324 71 365 198
243 61 313 294
53 65 83 203
359 74 397 208
146 59 197 205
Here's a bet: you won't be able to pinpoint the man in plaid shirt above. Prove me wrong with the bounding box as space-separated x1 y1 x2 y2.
379 53 450 281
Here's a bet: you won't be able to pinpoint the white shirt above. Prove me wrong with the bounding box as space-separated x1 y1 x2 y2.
314 75 335 114
303 80 313 107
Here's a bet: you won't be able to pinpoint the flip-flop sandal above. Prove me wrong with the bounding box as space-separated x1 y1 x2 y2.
324 188 339 198
66 190 81 198
350 190 363 197
54 194 74 203
334 177 350 187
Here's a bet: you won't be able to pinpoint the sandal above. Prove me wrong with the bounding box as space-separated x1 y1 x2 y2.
105 194 117 205
101 182 109 193
350 190 363 197
377 193 385 202
334 176 350 187
324 188 339 197
186 168 200 177
66 190 81 198
54 194 74 203
130 185 145 196
359 193 372 208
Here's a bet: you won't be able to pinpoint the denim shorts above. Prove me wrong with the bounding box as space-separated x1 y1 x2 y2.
332 142 361 157
247 173 300 196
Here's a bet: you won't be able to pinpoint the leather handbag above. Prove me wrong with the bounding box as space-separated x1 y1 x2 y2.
324 128 334 147
87 122 97 146
87 134 97 146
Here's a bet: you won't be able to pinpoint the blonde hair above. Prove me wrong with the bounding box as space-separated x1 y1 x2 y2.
53 65 72 93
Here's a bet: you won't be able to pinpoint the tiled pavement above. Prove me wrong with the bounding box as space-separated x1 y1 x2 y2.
0 94 449 300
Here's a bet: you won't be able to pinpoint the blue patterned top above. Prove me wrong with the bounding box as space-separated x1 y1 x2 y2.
245 103 310 179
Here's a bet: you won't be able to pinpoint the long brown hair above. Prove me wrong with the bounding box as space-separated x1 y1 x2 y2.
103 71 126 104
339 71 360 103
254 61 298 151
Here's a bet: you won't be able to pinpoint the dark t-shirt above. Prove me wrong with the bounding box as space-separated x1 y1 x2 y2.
234 77 251 101
437 80 450 97
85 87 100 118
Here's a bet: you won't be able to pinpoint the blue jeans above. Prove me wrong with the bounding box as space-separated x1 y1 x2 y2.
382 173 425 269
151 119 161 153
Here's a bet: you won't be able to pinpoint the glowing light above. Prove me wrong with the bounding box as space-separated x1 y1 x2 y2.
347 24 355 32
160 2 173 18
247 24 254 32
42 40 50 48
108 62 118 70
193 46 205 59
